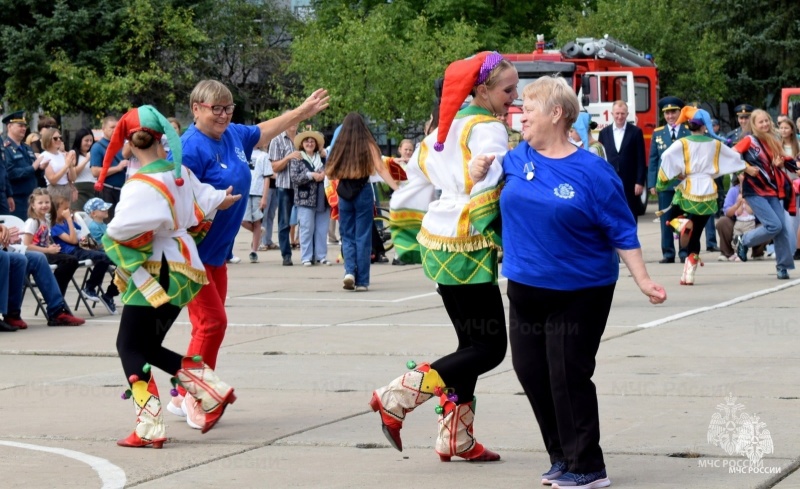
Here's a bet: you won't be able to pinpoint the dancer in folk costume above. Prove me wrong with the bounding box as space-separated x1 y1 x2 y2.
369 52 517 461
96 106 241 448
657 109 744 285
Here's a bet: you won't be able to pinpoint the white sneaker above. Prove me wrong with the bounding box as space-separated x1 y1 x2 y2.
319 259 333 266
303 261 313 267
343 274 355 290
717 255 729 262
167 395 186 417
228 256 242 264
182 396 204 430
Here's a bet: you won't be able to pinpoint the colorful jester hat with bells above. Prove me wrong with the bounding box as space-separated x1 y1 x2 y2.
676 106 727 143
94 105 183 192
434 51 506 152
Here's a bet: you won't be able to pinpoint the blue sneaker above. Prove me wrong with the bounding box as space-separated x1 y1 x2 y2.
734 235 748 262
551 469 610 488
542 460 568 485
99 293 117 315
777 268 790 280
81 286 101 303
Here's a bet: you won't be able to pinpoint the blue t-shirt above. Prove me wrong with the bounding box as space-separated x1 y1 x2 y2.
88 220 107 245
500 142 640 290
89 138 126 188
176 123 261 266
51 220 81 254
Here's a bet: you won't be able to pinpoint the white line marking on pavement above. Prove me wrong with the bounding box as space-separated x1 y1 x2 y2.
0 440 126 488
637 278 800 329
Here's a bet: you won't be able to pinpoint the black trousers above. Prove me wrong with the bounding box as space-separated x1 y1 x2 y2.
509 279 615 473
663 207 711 255
45 253 79 297
116 257 183 384
430 282 507 404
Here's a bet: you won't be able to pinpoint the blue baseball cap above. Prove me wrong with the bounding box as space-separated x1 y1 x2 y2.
84 197 113 214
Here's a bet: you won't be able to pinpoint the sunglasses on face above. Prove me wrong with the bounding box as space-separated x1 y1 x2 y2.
53 136 62 141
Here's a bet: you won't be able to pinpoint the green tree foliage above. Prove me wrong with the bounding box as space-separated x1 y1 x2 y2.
0 0 120 112
550 0 800 112
549 0 728 106
40 0 205 116
290 6 479 136
194 0 301 120
311 0 558 52
1 0 204 116
699 0 800 109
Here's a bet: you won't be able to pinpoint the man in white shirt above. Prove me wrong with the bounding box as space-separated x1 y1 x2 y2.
598 100 646 221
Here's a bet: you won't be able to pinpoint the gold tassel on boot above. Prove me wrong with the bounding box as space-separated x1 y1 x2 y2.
369 361 445 451
117 367 167 448
176 355 237 434
435 394 500 462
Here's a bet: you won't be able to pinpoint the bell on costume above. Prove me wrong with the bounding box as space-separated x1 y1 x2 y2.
117 371 167 448
176 355 237 434
435 394 500 462
369 361 445 451
668 216 693 249
680 252 703 285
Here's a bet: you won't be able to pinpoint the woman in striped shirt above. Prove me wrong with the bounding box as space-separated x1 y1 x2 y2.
733 109 797 279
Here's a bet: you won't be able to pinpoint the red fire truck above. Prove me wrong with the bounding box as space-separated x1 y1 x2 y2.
504 35 659 215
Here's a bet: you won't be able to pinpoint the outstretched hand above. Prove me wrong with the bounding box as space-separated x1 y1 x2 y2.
218 186 242 210
299 89 330 119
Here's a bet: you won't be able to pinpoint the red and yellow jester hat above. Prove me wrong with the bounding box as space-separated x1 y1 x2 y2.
434 51 505 152
94 105 183 192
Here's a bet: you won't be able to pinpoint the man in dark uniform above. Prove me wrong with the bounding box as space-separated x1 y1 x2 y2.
726 104 754 144
647 96 691 263
2 111 39 220
0 132 12 215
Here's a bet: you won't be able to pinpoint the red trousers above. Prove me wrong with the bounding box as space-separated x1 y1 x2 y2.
177 263 228 396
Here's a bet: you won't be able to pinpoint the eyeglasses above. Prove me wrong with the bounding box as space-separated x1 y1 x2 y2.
199 103 236 115
53 136 62 141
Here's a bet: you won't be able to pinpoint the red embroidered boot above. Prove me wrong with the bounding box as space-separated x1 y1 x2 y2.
117 372 167 448
435 395 500 462
176 355 237 434
680 253 703 285
368 361 445 451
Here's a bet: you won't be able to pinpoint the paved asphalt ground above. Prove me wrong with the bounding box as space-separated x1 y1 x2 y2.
1 208 799 488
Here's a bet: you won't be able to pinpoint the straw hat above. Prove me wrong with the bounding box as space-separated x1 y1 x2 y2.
294 130 324 151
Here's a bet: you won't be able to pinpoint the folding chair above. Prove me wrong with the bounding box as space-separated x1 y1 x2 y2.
24 263 58 317
72 259 96 317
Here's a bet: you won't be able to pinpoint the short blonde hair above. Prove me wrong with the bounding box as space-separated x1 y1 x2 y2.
522 76 580 128
40 127 60 151
190 80 233 108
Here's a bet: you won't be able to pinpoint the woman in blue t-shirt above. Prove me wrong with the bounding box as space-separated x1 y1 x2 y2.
165 79 329 430
471 76 667 488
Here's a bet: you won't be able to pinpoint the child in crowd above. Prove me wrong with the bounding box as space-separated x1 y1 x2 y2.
242 146 273 263
731 194 757 261
83 197 113 249
50 194 119 314
21 188 80 297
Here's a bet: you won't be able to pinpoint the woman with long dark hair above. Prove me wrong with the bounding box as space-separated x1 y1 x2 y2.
70 128 96 212
325 113 398 291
